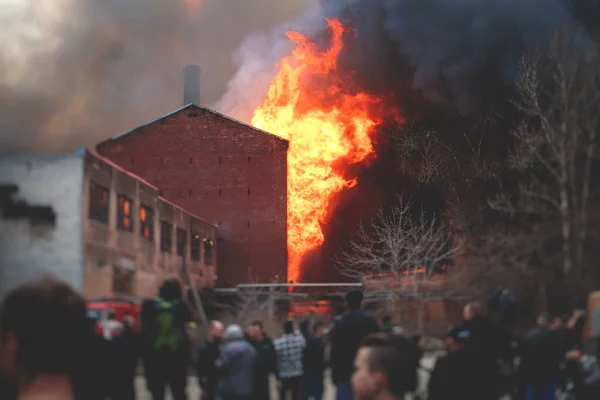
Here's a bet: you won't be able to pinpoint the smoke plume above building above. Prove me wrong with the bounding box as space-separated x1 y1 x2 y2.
0 0 316 153
219 0 584 120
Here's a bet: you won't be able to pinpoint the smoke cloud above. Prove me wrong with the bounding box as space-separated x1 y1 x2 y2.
0 0 315 153
218 0 578 118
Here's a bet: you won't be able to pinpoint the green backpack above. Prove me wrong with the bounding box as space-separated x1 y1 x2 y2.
151 297 184 352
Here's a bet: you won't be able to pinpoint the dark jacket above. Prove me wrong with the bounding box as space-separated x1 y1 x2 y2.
519 327 564 386
0 370 16 400
197 339 221 395
429 349 480 400
303 334 326 373
249 336 276 400
217 339 257 398
329 309 379 383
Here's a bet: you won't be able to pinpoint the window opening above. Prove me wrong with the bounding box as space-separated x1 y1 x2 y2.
160 221 173 252
139 205 154 240
203 236 214 265
176 228 187 257
191 233 201 261
117 195 133 232
88 181 109 224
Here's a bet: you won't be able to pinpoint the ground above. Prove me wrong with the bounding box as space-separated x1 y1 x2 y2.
134 355 437 399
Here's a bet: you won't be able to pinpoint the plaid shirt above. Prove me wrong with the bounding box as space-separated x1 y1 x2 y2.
273 332 307 378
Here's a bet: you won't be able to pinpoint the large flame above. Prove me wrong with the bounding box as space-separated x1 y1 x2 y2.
251 19 385 283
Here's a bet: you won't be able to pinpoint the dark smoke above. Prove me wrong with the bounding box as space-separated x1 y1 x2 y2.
0 0 316 153
219 0 582 118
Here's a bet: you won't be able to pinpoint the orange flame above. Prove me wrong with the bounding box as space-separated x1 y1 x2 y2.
251 18 386 284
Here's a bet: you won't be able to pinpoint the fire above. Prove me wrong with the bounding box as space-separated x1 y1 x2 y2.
251 19 386 283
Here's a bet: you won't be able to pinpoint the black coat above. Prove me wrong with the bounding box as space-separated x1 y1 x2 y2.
197 339 221 395
329 309 379 383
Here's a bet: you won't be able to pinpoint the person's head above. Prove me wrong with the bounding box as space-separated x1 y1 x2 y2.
536 313 551 328
283 319 294 334
248 320 264 342
463 301 484 321
313 322 325 336
550 316 563 330
346 290 364 310
351 333 418 400
0 277 87 384
223 324 244 342
300 320 310 333
159 278 182 301
207 320 224 342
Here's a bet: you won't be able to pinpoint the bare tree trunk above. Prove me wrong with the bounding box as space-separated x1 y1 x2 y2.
559 171 573 275
576 139 597 268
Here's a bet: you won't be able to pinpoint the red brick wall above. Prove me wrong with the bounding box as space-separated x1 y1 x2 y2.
97 105 288 286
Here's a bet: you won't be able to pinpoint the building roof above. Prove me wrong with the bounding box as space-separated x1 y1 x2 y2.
86 148 158 191
109 103 288 144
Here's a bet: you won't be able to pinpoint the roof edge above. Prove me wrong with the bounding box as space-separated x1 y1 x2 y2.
104 103 288 145
158 195 219 229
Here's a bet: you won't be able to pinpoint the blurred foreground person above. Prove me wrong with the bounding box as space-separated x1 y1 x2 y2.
330 290 379 400
0 277 88 400
247 320 276 400
428 327 480 400
460 301 502 399
141 278 194 400
301 322 326 400
108 314 139 400
274 320 307 400
518 314 564 400
216 324 257 400
73 314 111 400
197 320 225 400
351 333 418 400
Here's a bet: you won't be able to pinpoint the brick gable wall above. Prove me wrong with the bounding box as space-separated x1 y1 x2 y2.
97 106 288 286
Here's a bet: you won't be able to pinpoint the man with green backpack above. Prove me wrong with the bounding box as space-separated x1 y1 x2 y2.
141 278 195 400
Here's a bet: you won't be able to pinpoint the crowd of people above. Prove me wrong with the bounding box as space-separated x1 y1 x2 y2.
1 276 600 400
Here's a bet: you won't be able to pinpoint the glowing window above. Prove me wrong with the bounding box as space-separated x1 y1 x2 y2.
117 195 133 232
139 205 154 240
191 232 201 261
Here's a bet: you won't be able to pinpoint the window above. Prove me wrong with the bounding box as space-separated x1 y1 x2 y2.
247 156 251 163
203 237 214 265
160 221 172 252
191 232 201 261
219 156 222 164
89 181 109 224
117 195 133 232
247 188 251 195
139 205 154 240
219 188 222 196
247 220 250 228
189 189 192 196
176 228 187 257
189 157 193 164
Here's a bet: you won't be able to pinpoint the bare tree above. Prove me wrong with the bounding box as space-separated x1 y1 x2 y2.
491 27 600 278
337 198 462 333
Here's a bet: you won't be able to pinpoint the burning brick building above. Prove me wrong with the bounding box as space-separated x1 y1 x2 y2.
97 66 288 287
